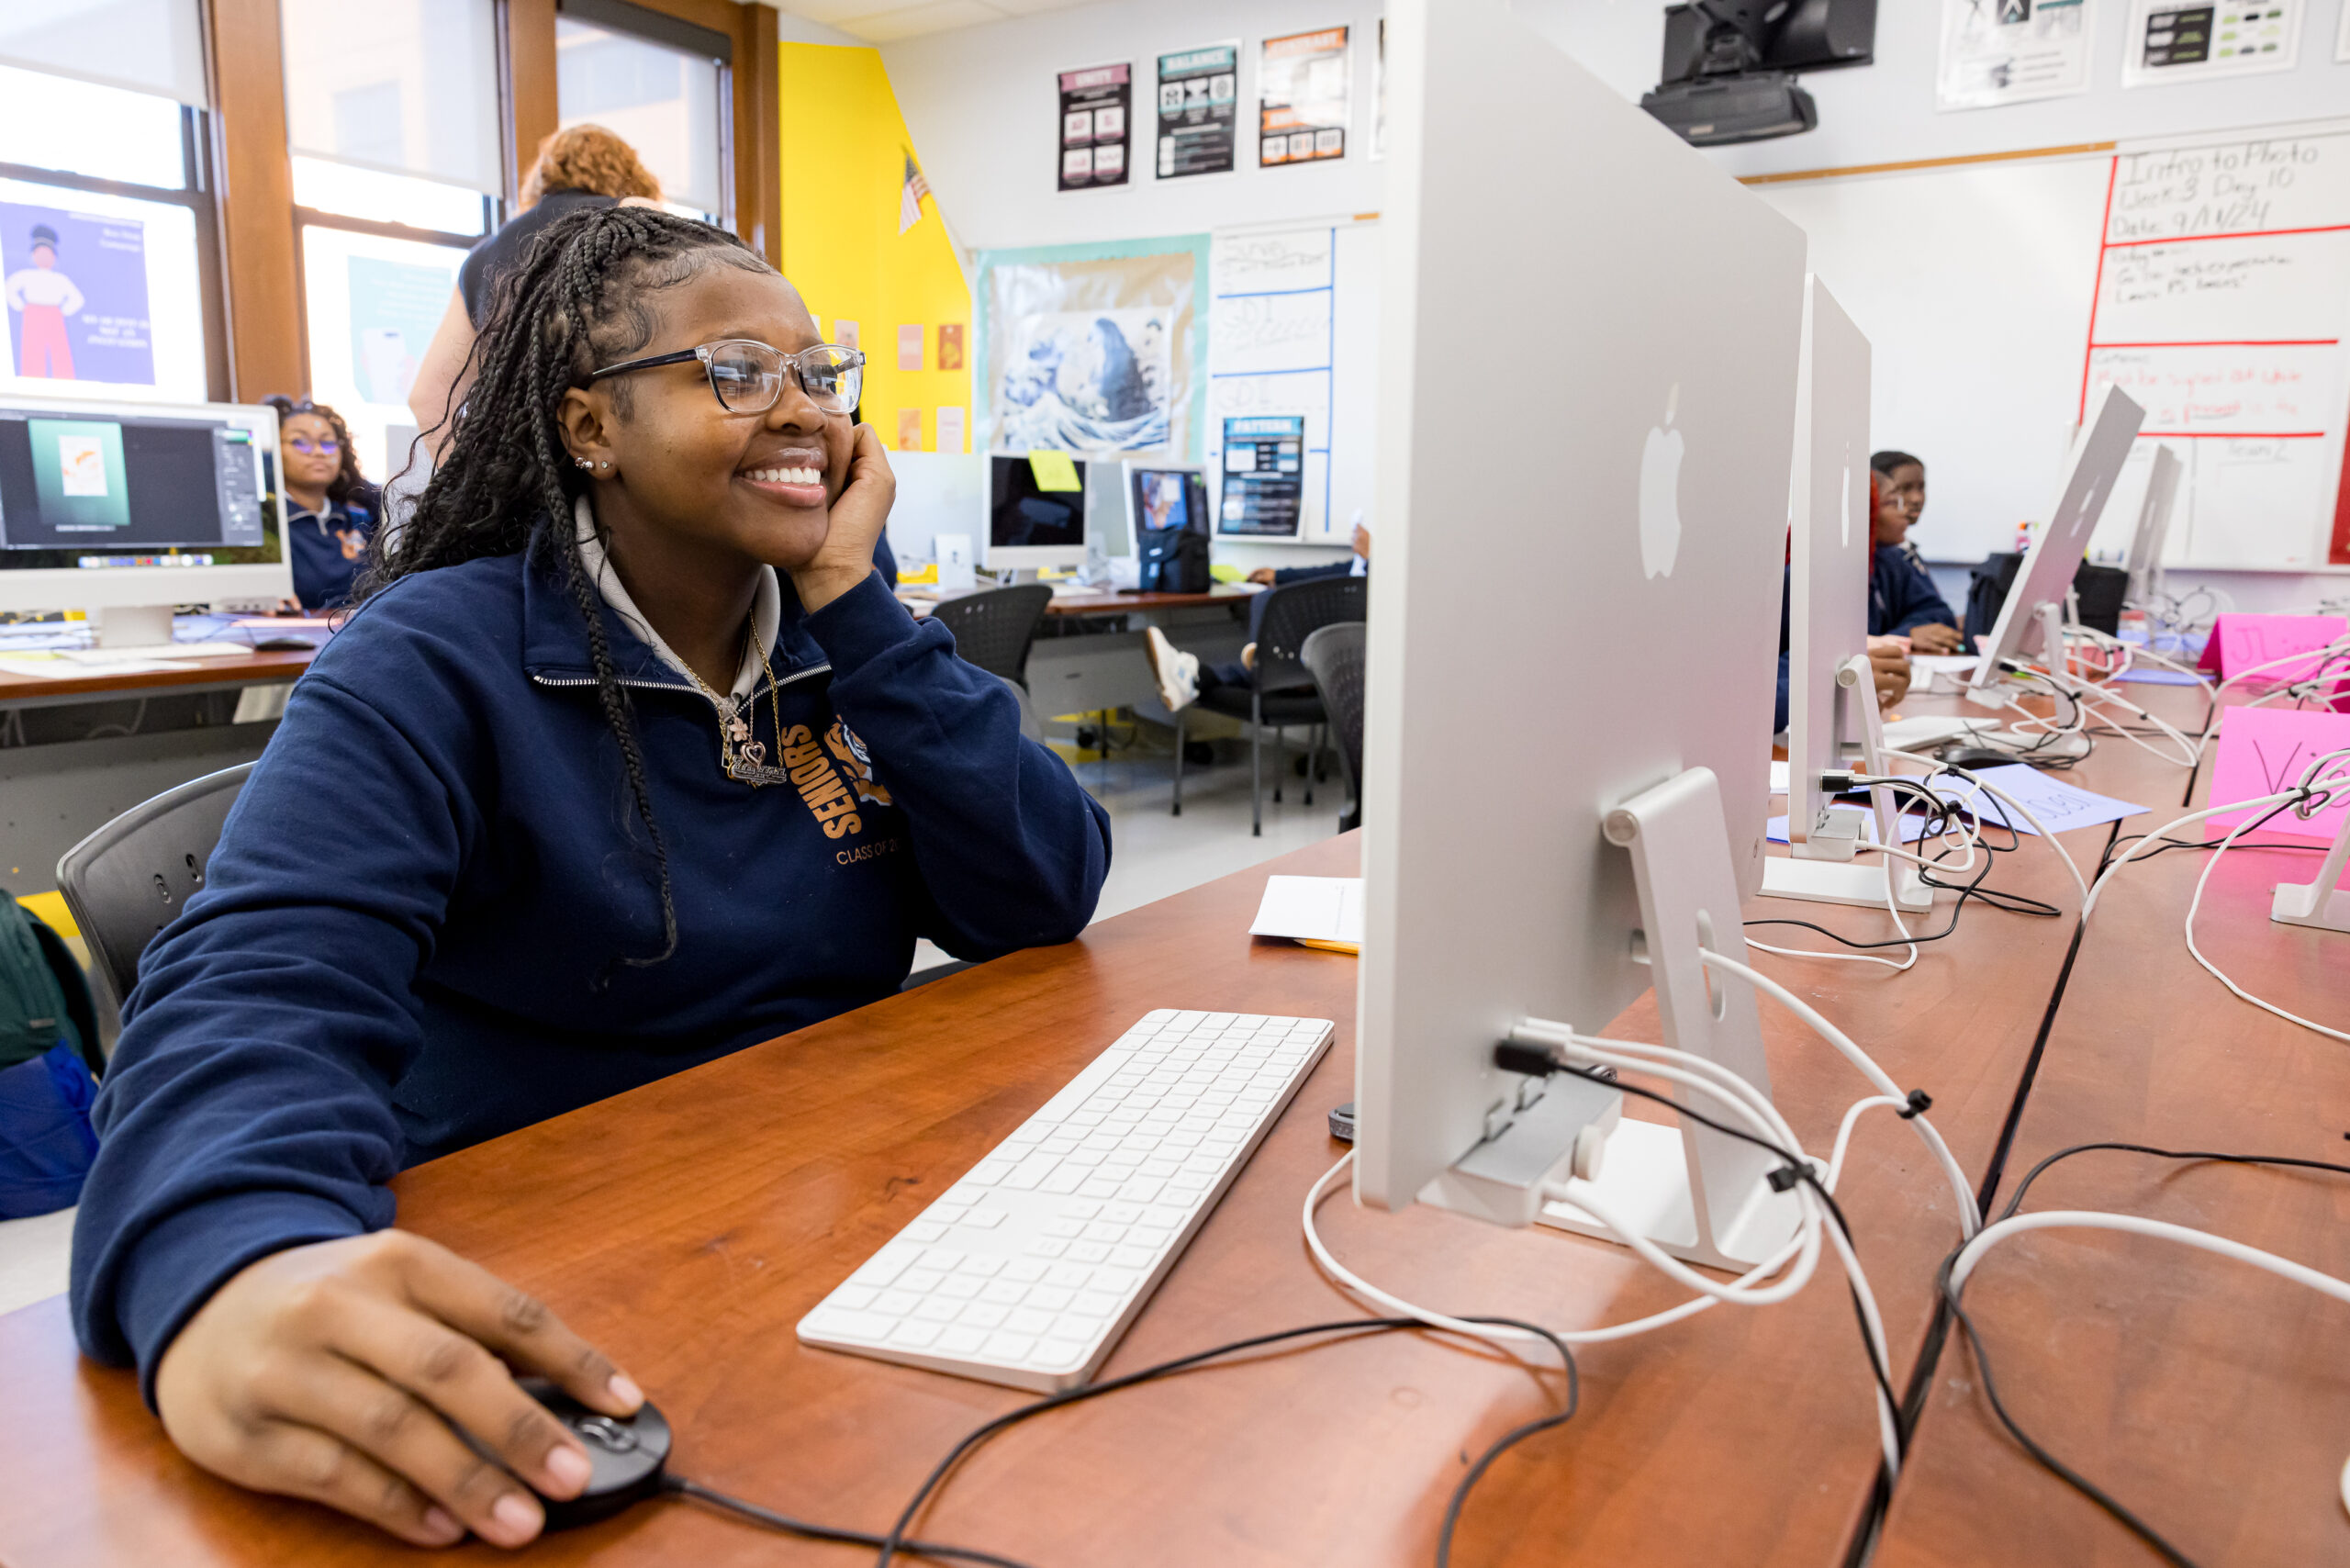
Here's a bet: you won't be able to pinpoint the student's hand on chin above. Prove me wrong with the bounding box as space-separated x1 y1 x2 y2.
153 1230 643 1550
789 422 895 613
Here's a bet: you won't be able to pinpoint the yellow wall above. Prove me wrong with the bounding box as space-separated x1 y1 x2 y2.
777 43 973 455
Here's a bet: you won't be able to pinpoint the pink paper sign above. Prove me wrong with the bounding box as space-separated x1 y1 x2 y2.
2199 613 2347 683
2206 704 2350 846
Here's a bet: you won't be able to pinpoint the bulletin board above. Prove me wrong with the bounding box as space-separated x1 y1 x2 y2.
1757 116 2350 573
1205 216 1381 546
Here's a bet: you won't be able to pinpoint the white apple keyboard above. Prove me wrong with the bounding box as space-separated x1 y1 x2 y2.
797 1009 1335 1393
59 641 255 665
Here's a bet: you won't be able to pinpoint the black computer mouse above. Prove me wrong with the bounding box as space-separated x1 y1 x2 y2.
1932 745 2018 772
516 1377 672 1530
252 636 317 652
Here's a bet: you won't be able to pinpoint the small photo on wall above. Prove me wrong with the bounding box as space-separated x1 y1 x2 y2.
938 322 965 370
835 319 861 352
897 408 924 451
898 323 924 372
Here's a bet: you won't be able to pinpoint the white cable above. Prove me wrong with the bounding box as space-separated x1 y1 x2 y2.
2182 810 2350 1045
1880 759 2088 910
2080 790 2307 919
1950 1209 2350 1305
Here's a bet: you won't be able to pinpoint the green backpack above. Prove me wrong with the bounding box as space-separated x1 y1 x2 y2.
0 892 100 1078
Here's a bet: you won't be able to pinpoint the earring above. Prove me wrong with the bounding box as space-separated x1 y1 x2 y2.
599 461 611 471
574 457 590 471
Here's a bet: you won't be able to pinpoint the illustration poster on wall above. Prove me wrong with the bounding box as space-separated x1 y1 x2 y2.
1937 0 2094 110
347 256 453 406
974 238 1208 460
1219 415 1306 536
2122 0 2302 86
1058 63 1132 191
0 204 153 386
1259 27 1349 167
1155 42 1238 180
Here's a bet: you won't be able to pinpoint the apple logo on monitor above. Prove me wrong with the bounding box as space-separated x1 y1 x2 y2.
1639 383 1684 579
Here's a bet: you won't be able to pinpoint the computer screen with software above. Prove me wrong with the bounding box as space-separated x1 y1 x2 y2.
0 396 287 636
984 453 1089 570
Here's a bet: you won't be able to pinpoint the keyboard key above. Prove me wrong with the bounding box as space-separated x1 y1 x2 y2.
1002 1151 1062 1191
1067 1241 1113 1263
1081 1221 1129 1243
1040 1170 1087 1194
1045 1219 1086 1238
914 1299 960 1323
903 1222 946 1243
930 1206 973 1225
957 1254 1003 1275
1102 1202 1145 1223
805 1308 890 1341
968 1159 1016 1185
1120 1178 1167 1202
938 1276 985 1300
1035 1337 1091 1369
875 1290 918 1316
1026 1238 1069 1259
1073 1290 1122 1317
960 1210 1006 1230
851 1247 921 1287
980 1281 1030 1305
985 1333 1037 1361
960 1303 1011 1328
1079 1178 1122 1199
1092 1266 1141 1294
889 1320 944 1348
901 1269 946 1293
1045 1262 1095 1288
1028 1285 1076 1311
1062 1199 1105 1218
1168 1173 1213 1193
1129 1226 1172 1249
1004 1259 1051 1282
1008 1307 1056 1335
1110 1245 1155 1269
939 1327 990 1355
831 1285 879 1310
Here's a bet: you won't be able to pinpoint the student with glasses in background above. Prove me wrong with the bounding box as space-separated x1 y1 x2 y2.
265 395 381 610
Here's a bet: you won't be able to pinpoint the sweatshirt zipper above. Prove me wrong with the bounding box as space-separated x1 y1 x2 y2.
528 660 833 711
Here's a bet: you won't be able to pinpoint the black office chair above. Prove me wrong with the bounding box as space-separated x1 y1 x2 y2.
1301 622 1367 834
1173 575 1366 835
56 762 253 1012
929 584 1054 689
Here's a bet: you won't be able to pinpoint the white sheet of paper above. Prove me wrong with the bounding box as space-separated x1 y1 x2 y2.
1769 760 1789 794
0 655 180 679
1908 655 1983 679
1249 875 1364 944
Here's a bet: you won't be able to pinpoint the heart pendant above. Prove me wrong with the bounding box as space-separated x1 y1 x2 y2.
739 740 767 767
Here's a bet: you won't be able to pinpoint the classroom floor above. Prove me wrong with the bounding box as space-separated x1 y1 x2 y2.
0 740 1353 1316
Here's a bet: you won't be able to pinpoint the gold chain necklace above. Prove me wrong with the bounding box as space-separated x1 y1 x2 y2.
683 624 792 786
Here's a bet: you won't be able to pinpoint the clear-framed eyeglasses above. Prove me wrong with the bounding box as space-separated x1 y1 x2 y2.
584 340 865 416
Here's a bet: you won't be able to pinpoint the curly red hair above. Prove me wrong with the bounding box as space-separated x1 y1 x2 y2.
519 125 662 207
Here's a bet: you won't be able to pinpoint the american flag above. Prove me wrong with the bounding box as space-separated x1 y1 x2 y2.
899 151 931 234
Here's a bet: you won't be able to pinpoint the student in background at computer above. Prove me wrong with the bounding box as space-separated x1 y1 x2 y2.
1246 519 1370 586
1872 448 1928 566
70 207 1110 1551
1150 521 1370 710
265 396 380 611
406 126 664 459
1867 465 1964 655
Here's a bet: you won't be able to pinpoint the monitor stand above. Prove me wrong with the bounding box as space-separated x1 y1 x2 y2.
95 604 176 649
1762 653 1933 913
1424 767 1805 1273
2272 806 2350 935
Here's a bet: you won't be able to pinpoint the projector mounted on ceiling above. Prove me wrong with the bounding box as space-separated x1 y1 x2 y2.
1640 0 1875 148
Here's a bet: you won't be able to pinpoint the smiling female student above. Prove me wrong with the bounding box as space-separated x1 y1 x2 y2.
69 208 1111 1550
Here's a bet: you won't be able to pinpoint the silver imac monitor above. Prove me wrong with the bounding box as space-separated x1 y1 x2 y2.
1355 0 1806 1266
1762 276 1930 912
0 395 287 645
2122 442 2182 607
982 453 1090 572
1964 381 2144 700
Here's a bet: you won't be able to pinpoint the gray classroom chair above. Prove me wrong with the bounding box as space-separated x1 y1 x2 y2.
1173 574 1366 835
56 762 254 1012
929 583 1054 689
1301 621 1367 834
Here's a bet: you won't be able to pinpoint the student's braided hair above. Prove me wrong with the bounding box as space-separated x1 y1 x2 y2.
361 205 774 980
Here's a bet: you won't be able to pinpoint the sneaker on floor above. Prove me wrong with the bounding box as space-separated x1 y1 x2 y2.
1144 625 1201 713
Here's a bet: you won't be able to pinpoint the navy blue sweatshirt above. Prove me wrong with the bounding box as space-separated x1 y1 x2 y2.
70 539 1110 1391
285 488 382 610
1774 547 1963 731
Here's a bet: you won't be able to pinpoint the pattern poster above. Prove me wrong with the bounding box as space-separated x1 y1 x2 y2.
2122 0 2303 85
975 238 1207 460
1259 27 1350 167
0 203 153 386
1219 415 1305 537
1156 42 1238 180
1937 0 2094 111
346 255 453 407
1058 63 1132 191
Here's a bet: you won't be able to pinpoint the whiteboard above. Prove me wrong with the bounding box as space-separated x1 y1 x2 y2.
1756 117 2350 573
1205 218 1380 545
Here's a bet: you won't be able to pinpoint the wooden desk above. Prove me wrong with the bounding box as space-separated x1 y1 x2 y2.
1874 697 2350 1568
0 647 316 710
897 586 1259 619
0 687 2202 1566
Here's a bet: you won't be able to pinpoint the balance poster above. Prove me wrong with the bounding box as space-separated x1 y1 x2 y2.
1058 62 1132 191
1156 42 1237 180
0 203 154 386
1219 415 1305 537
1259 27 1350 167
2122 0 2303 85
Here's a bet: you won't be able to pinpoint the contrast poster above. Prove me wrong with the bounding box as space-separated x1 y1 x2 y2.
0 203 153 386
2122 0 2302 86
346 255 451 406
1219 414 1305 537
1058 63 1132 191
1155 42 1238 180
1937 0 2094 110
974 236 1209 460
1259 27 1350 167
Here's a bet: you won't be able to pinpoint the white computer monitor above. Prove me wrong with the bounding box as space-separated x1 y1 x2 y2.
2122 442 2182 608
1355 0 1807 1268
1965 382 2144 700
1762 277 1929 912
0 394 288 645
982 453 1090 572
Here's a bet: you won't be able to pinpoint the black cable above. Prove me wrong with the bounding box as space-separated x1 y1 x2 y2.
2098 798 2321 873
872 1314 1579 1568
666 1476 1037 1567
1936 1141 2350 1568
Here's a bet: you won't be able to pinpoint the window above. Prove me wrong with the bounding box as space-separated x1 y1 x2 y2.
556 5 729 222
280 0 499 482
0 64 220 404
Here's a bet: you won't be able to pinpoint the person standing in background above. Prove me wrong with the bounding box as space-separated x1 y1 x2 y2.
5 224 84 379
267 396 381 611
405 126 664 458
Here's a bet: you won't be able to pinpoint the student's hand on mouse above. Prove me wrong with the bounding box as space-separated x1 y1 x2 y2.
1908 622 1964 655
153 1230 643 1550
1866 638 1912 709
1247 567 1277 585
791 422 896 613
